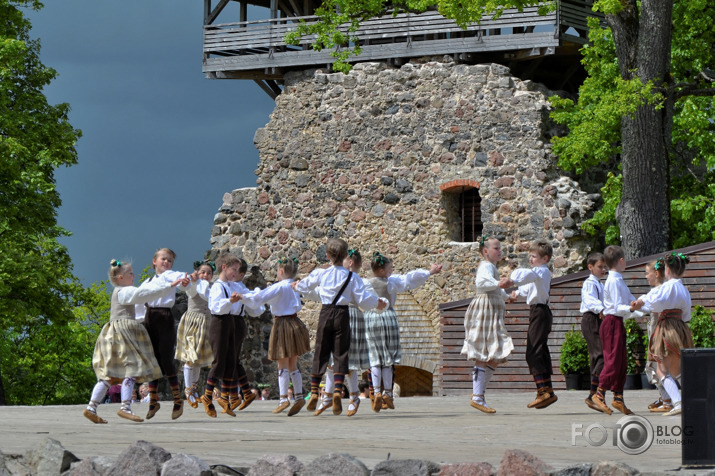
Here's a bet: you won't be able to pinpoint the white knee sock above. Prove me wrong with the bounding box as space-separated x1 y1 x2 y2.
183 364 193 388
346 370 359 394
278 368 290 401
382 367 393 394
324 367 335 394
662 376 681 404
485 365 496 389
656 382 670 401
88 380 109 411
370 366 382 393
121 378 135 402
192 366 201 389
290 370 303 397
472 366 486 398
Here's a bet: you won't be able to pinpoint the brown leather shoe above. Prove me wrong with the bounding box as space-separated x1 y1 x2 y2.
534 390 558 409
470 395 496 414
272 400 291 414
145 401 161 420
200 395 217 418
117 408 144 422
372 393 383 413
237 391 256 411
185 386 199 409
346 398 360 417
306 394 319 412
287 398 305 417
585 397 604 413
650 399 673 412
313 397 333 416
611 400 633 415
332 392 343 415
382 393 395 410
216 397 236 417
591 395 613 415
83 409 107 424
171 400 184 420
648 397 664 410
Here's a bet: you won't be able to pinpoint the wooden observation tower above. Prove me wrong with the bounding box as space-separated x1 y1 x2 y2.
202 1 601 97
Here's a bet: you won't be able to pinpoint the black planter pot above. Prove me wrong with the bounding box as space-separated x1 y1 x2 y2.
624 373 643 390
565 374 581 390
580 374 592 391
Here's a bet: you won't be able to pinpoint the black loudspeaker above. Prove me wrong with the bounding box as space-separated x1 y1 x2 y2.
682 348 715 467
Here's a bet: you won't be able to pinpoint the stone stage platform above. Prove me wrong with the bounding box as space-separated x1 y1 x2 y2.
0 392 703 474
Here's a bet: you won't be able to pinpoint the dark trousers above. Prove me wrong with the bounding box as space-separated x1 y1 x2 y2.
312 304 350 375
208 314 236 380
233 315 248 382
144 307 177 376
598 314 627 393
526 304 553 376
581 311 604 377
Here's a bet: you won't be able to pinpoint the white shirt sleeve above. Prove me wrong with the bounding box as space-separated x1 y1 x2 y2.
117 280 172 305
387 269 430 294
581 279 604 314
475 263 499 293
295 268 324 295
209 281 233 315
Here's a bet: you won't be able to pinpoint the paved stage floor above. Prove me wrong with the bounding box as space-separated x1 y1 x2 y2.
0 392 705 473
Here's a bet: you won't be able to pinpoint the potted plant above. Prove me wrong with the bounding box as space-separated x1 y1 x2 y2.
624 318 646 389
559 326 589 390
689 305 715 348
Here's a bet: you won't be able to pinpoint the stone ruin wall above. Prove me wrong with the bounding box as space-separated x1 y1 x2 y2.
208 59 600 394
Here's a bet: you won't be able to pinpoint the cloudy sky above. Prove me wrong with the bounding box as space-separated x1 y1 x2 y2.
28 0 275 285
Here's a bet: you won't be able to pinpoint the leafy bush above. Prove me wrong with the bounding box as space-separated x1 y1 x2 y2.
559 326 590 375
689 306 715 348
625 318 646 374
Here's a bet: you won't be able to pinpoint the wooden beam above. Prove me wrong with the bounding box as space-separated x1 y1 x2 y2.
240 2 247 23
206 0 231 25
253 79 280 99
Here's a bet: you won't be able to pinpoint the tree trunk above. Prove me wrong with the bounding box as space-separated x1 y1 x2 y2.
609 0 673 259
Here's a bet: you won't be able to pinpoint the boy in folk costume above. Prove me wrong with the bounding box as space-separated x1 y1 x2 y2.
294 238 387 415
580 252 608 412
500 240 557 409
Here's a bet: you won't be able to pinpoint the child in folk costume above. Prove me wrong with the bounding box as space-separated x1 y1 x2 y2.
460 237 514 414
313 249 370 417
365 252 442 412
202 254 262 418
632 252 693 416
499 240 557 409
175 260 216 409
84 259 187 424
294 238 387 416
237 257 310 417
640 259 673 413
580 252 608 413
141 248 194 420
589 245 640 415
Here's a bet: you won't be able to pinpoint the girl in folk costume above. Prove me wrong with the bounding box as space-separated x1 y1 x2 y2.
141 248 194 420
237 257 310 417
631 252 694 416
460 237 515 413
364 252 442 412
84 259 188 424
639 259 673 413
175 260 216 409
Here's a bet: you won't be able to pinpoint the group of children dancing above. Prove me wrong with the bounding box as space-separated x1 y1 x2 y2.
84 236 693 424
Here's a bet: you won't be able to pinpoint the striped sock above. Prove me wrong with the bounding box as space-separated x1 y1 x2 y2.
533 374 550 390
311 374 322 396
204 378 216 398
237 375 250 395
148 380 159 404
168 375 181 403
613 393 624 403
596 386 606 400
223 379 238 402
590 376 599 396
334 373 345 396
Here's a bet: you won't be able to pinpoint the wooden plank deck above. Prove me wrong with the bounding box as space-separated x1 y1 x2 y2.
438 242 715 394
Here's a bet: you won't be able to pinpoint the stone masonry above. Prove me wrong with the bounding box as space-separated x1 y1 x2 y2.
208 59 599 395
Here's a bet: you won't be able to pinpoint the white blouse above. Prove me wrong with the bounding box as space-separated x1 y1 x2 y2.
603 271 636 318
639 279 692 322
240 279 301 317
296 265 380 310
510 265 551 305
369 269 431 308
209 280 263 316
142 270 191 308
475 262 510 300
580 274 605 314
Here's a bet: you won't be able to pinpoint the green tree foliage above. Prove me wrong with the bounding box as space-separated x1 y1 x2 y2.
0 0 92 405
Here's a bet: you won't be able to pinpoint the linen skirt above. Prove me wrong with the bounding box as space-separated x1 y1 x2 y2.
460 293 513 363
175 310 214 367
348 306 370 371
650 310 693 359
93 319 162 383
268 315 311 361
365 308 401 367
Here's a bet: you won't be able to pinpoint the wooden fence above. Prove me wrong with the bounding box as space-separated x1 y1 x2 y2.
438 241 715 394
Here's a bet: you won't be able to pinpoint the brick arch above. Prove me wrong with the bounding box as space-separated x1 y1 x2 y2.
393 292 440 396
440 179 479 192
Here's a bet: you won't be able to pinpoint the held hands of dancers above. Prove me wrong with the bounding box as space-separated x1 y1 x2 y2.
376 297 388 311
229 291 241 303
629 299 645 313
498 277 514 289
170 274 191 288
